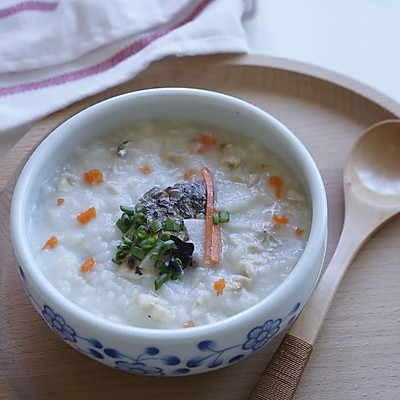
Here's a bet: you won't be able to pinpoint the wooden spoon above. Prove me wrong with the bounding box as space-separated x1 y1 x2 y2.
248 119 400 400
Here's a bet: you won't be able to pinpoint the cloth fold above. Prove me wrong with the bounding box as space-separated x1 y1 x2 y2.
0 0 254 134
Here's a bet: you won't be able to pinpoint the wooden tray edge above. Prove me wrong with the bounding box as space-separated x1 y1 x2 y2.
2 53 400 192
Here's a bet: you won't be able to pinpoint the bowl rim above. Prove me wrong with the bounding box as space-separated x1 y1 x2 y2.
10 87 327 341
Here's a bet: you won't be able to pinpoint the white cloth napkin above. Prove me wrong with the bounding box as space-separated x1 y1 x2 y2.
0 0 253 135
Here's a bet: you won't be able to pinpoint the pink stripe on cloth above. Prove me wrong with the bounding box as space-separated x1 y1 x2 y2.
0 1 58 19
0 0 214 97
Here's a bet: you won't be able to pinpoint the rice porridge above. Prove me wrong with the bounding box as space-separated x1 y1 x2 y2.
29 120 311 329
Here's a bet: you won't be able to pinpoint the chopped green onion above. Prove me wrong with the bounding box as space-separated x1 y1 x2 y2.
147 237 156 245
116 213 131 233
120 205 134 215
213 215 220 224
162 239 176 252
134 203 146 213
160 233 171 241
121 235 134 246
132 246 145 261
113 201 192 288
150 252 160 262
115 249 128 261
137 225 147 240
117 242 130 251
218 210 230 223
151 219 162 234
150 240 164 261
175 257 183 266
165 219 181 232
154 273 169 290
154 260 168 272
132 212 146 224
138 238 156 250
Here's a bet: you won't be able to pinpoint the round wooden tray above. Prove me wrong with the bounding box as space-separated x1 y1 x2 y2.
1 55 399 400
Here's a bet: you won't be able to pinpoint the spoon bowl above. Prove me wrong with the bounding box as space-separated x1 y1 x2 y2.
345 120 400 206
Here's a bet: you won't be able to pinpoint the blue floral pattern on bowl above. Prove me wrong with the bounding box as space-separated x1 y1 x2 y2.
18 265 300 376
42 305 77 343
243 318 283 351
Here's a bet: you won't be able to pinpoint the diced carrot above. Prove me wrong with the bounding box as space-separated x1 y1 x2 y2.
193 134 218 154
295 227 304 236
269 175 284 199
199 133 217 148
272 214 289 224
57 198 65 206
140 165 151 174
41 235 58 250
183 320 196 328
201 167 221 266
80 257 95 273
184 169 196 180
214 278 226 296
77 207 96 224
83 169 104 185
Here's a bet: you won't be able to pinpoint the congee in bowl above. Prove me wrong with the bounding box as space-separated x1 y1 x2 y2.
30 119 311 329
11 88 327 375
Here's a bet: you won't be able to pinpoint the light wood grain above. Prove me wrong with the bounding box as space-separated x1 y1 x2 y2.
1 55 400 400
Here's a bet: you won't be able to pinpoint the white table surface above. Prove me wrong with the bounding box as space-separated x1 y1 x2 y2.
1 0 400 164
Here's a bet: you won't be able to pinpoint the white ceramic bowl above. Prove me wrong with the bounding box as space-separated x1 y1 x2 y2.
10 88 327 376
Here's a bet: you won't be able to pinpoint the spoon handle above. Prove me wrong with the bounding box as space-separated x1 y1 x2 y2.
247 333 313 400
248 190 386 400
